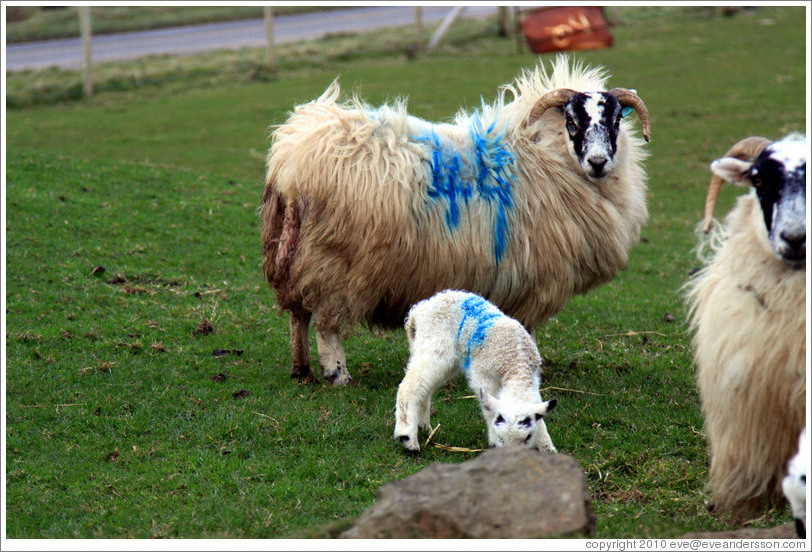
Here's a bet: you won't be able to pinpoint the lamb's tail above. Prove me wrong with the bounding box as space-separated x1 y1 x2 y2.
404 310 417 344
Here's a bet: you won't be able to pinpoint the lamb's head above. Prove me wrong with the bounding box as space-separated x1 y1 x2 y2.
529 87 651 183
706 134 807 269
782 428 808 538
480 389 557 450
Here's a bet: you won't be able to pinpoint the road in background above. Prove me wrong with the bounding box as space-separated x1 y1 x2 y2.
5 6 499 72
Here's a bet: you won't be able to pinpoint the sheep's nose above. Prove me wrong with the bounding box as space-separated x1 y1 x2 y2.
780 230 806 257
588 156 607 174
781 232 806 252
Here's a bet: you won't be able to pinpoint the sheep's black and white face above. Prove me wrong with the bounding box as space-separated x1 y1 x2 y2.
712 135 807 269
563 92 625 182
753 139 807 269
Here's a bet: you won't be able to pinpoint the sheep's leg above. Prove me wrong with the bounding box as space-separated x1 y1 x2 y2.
289 309 315 383
534 419 557 454
315 327 353 386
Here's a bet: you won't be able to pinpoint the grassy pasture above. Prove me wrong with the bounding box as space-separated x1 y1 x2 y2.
4 6 807 539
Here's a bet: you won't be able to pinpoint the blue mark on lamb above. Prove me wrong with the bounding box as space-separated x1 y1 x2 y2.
457 294 503 371
412 114 517 262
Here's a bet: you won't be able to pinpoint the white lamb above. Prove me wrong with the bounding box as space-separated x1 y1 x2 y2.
782 428 808 539
394 290 557 453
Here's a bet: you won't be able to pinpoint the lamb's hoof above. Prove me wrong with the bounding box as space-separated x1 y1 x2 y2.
396 434 421 453
537 445 557 455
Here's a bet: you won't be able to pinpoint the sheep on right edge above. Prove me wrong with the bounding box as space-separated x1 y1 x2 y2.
394 290 557 453
685 133 806 520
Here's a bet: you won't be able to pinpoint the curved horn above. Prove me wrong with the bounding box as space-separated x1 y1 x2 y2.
702 136 771 233
608 87 651 143
528 88 578 125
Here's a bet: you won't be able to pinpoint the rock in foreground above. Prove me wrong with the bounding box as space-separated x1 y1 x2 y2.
342 447 595 539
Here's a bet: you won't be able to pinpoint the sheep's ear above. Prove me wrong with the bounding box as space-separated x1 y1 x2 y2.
534 398 557 420
479 388 499 412
710 157 753 187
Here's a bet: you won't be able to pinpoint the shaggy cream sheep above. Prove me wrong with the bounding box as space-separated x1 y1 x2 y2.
261 55 650 385
686 134 806 520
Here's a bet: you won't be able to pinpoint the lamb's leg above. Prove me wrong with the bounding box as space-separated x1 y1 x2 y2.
395 349 457 451
394 354 432 451
418 397 432 431
315 327 352 386
289 309 315 383
475 382 501 447
480 407 498 447
534 419 557 454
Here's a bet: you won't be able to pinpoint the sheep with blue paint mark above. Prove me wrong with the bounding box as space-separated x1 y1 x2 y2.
394 290 557 453
261 55 651 385
686 134 806 520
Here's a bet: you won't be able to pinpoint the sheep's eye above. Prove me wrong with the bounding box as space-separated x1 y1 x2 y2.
494 414 505 425
519 416 532 427
752 177 762 187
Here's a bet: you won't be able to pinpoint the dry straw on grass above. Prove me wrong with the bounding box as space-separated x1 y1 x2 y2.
433 443 485 453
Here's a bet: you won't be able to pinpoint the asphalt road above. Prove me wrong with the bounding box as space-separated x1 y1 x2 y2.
5 6 499 72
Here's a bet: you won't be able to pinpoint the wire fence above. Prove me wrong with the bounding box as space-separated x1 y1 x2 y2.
5 6 750 109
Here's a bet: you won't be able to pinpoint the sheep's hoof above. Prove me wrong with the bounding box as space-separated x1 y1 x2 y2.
321 365 354 386
290 364 316 383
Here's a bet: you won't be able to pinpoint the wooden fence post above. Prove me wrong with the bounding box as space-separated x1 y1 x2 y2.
514 7 524 55
78 6 93 98
415 7 424 52
497 6 509 37
264 6 276 71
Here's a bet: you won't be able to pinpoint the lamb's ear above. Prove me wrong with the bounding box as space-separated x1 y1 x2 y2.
710 158 753 187
479 388 499 412
534 398 557 420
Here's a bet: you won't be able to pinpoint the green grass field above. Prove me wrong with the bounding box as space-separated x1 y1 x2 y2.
4 6 807 539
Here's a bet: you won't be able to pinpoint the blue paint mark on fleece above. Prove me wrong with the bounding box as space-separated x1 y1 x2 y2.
412 114 517 262
457 295 503 371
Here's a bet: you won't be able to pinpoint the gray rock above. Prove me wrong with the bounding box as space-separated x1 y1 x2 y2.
341 446 595 539
683 522 800 539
